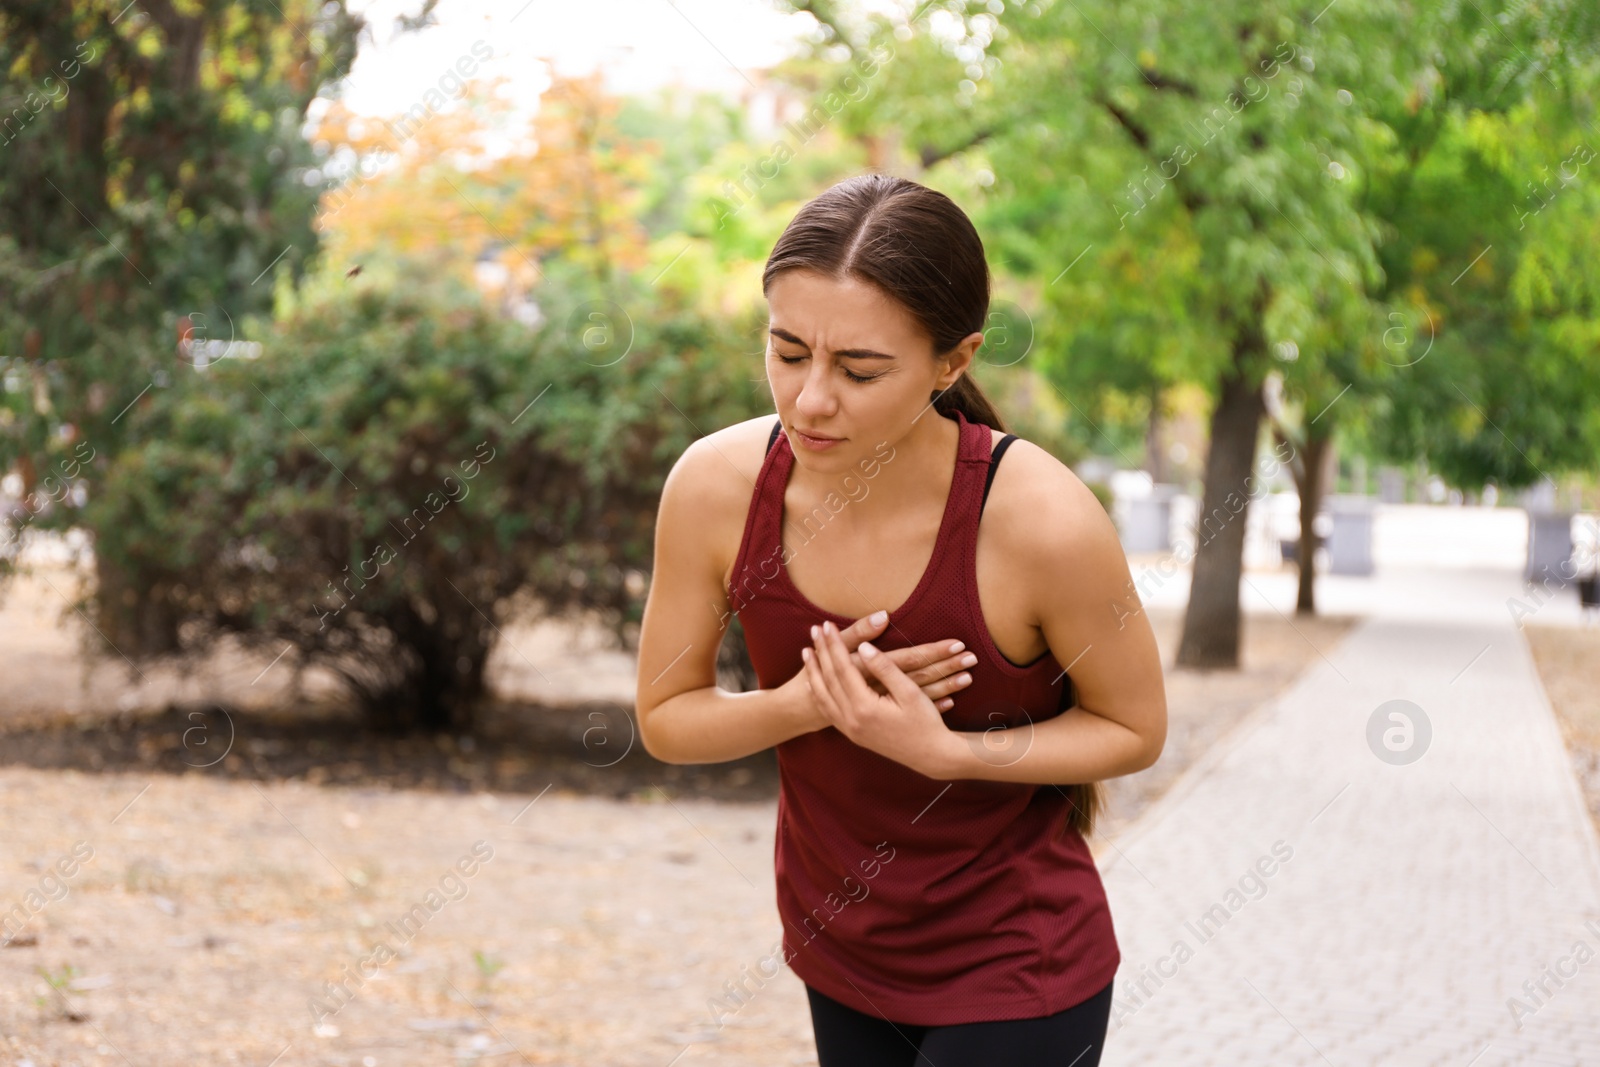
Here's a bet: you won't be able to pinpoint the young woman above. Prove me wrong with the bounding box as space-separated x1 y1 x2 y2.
635 174 1167 1066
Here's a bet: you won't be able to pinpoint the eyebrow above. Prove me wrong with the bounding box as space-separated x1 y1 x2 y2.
769 327 896 361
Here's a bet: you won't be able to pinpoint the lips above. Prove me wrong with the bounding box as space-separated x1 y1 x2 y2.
795 428 843 442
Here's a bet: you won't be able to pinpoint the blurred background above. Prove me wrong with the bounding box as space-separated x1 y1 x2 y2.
2 0 1599 1064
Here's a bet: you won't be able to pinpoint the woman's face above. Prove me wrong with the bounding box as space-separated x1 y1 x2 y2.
765 269 978 461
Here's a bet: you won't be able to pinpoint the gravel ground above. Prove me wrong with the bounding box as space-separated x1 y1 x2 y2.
0 566 1359 1066
1 771 811 1067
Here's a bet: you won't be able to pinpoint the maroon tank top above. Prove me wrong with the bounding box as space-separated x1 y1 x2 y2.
726 408 1120 1026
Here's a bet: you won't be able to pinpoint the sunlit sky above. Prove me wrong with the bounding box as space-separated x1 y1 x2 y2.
333 0 821 119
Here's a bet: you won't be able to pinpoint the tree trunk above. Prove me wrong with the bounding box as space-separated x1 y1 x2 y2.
93 556 182 657
1175 358 1266 669
1145 383 1165 484
1293 430 1332 615
364 601 491 734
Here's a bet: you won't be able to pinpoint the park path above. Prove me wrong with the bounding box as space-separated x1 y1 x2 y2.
1100 567 1600 1066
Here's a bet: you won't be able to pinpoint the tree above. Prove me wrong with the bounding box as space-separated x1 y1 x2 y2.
312 70 656 287
775 0 1600 650
778 0 1387 664
0 0 375 651
1282 1 1600 612
1362 51 1600 492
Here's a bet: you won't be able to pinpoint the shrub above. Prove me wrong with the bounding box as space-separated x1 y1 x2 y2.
88 259 766 731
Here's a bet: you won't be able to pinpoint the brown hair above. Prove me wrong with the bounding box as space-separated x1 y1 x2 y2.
762 173 1105 839
762 173 1007 432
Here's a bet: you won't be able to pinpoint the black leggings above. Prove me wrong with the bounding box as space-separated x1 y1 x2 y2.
804 978 1114 1067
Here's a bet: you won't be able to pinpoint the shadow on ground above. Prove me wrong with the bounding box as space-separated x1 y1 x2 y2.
0 700 779 803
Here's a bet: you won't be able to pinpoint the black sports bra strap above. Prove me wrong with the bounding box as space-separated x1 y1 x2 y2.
766 418 783 454
981 434 1018 515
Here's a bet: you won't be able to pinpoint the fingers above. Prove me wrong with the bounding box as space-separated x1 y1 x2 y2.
821 620 880 709
818 623 976 713
839 609 890 649
802 644 839 725
902 643 972 675
886 638 953 676
849 632 926 710
808 622 854 724
889 640 976 681
920 669 975 700
866 679 958 713
853 634 977 710
896 650 979 689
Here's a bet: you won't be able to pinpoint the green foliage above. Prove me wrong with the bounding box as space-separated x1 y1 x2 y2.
87 256 765 729
9 0 1600 713
768 0 1600 493
615 89 749 239
0 0 366 586
1355 23 1600 489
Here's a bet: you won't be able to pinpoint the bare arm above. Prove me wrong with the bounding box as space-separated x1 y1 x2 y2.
924 454 1168 784
636 430 987 765
641 676 822 765
633 434 802 763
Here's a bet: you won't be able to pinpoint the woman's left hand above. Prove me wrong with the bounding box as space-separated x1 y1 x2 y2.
803 619 959 780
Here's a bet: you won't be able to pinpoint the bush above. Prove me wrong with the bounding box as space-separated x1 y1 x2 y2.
88 259 766 731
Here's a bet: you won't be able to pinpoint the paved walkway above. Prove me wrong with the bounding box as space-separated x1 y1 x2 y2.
1100 566 1600 1066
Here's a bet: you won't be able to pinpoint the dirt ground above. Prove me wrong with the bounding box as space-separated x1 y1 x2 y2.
1524 622 1600 835
0 564 1358 1066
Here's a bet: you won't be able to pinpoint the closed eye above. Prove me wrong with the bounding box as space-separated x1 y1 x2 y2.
774 352 879 384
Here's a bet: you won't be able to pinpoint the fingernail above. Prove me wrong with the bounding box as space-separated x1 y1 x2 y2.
948 642 964 654
859 641 878 659
870 610 887 626
811 625 819 640
961 654 977 667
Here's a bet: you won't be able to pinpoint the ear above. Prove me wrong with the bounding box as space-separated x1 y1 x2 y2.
936 330 985 389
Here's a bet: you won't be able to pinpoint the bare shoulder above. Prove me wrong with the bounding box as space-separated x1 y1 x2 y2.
982 431 1121 566
660 413 782 587
668 413 780 513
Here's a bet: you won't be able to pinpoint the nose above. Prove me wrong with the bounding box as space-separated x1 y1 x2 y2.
793 359 839 420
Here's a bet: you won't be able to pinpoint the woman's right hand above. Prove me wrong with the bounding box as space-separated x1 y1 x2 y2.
789 611 977 729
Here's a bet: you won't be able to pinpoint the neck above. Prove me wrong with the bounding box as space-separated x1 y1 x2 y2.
790 409 960 526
